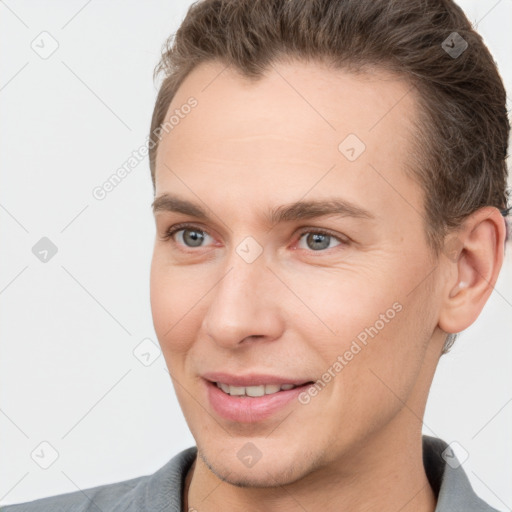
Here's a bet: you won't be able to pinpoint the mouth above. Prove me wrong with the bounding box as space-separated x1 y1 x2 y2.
202 374 315 423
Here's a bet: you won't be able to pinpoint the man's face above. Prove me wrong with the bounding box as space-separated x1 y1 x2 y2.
150 60 446 486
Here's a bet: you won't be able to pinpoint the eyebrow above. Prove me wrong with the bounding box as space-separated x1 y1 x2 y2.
151 193 375 225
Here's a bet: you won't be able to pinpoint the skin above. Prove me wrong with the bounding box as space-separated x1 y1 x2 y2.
149 60 506 512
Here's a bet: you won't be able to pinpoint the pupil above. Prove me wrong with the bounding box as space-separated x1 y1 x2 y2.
307 233 329 250
184 229 204 247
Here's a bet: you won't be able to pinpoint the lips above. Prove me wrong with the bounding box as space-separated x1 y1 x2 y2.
202 372 315 422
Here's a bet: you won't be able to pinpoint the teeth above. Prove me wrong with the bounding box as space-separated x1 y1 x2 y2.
265 384 281 394
215 382 298 397
219 382 230 394
246 385 265 397
229 385 245 396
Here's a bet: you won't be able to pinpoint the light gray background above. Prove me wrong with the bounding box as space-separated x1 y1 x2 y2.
1 0 511 509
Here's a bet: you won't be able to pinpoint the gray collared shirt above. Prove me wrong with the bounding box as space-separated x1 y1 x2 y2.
0 436 498 511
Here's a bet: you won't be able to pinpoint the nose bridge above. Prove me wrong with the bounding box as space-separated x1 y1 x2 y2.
201 242 281 347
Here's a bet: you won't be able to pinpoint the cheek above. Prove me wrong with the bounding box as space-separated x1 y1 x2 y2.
149 256 201 355
335 280 435 408
302 261 431 399
284 263 403 356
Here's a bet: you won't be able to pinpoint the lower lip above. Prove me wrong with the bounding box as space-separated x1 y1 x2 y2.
205 380 311 423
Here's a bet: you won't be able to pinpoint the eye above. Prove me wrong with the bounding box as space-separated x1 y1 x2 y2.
296 230 347 252
163 223 214 248
161 223 349 253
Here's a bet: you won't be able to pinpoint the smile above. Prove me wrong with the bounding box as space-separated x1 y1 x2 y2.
204 378 315 423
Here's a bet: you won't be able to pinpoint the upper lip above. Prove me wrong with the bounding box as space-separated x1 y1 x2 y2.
202 372 313 387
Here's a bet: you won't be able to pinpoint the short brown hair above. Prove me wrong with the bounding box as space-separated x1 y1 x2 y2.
148 0 510 354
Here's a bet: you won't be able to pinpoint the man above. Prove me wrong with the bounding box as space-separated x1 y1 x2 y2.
3 0 509 510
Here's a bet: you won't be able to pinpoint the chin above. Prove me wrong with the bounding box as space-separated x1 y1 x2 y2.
198 443 315 489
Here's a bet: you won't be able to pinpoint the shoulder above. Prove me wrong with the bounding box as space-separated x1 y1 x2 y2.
422 435 499 512
0 447 197 512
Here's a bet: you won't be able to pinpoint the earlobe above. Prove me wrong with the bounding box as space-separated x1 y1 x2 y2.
438 207 506 335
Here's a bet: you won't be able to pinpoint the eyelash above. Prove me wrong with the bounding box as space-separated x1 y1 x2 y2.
161 222 349 253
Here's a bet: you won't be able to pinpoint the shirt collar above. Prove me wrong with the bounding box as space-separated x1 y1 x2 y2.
423 435 497 511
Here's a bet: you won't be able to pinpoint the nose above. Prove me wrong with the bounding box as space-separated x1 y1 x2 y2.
200 248 284 349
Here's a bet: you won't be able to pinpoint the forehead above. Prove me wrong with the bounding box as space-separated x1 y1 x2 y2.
163 60 417 143
154 59 423 230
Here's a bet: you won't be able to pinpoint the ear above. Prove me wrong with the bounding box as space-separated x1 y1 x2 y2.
438 207 507 335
